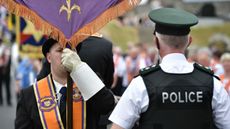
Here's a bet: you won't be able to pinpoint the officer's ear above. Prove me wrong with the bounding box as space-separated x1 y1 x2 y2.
188 35 192 47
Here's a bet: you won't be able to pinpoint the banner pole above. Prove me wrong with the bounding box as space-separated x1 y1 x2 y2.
67 74 73 129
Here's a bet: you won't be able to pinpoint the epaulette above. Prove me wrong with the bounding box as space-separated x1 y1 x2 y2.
194 63 220 80
139 64 160 76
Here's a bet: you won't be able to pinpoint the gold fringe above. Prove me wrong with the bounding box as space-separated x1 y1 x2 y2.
0 0 140 48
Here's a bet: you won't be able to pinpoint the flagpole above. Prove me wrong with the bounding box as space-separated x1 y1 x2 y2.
67 73 73 129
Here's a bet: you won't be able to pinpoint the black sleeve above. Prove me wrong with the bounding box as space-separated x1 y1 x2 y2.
87 87 115 115
15 90 33 129
104 44 114 89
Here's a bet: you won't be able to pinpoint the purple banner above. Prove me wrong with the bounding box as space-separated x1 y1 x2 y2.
1 0 140 46
15 0 119 39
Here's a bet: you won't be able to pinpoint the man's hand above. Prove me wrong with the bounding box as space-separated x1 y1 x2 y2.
61 48 104 100
61 48 82 72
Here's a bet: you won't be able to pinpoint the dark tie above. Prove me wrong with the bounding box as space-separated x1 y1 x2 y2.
59 87 67 127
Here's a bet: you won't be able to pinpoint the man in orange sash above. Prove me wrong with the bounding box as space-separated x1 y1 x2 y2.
15 38 115 129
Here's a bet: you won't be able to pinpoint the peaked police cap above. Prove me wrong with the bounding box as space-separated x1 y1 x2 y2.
148 8 198 36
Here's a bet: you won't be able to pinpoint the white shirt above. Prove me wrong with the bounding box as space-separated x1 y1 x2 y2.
53 80 67 106
109 53 230 129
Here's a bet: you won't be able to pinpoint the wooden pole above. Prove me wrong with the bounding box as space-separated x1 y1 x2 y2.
66 73 73 129
66 42 75 129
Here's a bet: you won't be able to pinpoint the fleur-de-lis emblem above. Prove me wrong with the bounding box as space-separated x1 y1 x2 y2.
59 0 81 21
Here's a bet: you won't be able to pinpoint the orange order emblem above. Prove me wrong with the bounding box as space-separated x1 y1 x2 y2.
73 87 82 102
38 96 57 112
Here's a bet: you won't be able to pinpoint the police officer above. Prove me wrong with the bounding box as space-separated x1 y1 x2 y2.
109 8 230 129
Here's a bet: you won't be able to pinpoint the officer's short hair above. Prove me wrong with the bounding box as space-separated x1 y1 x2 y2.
156 32 189 49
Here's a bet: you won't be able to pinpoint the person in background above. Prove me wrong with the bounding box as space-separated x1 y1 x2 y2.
196 48 212 67
15 57 37 100
112 46 126 96
210 49 224 76
122 45 140 94
147 46 158 65
76 34 114 90
136 43 152 69
0 37 11 106
109 8 230 129
76 34 115 129
187 46 198 63
10 32 20 100
219 53 230 94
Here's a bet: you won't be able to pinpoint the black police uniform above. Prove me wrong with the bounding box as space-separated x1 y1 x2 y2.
136 64 218 129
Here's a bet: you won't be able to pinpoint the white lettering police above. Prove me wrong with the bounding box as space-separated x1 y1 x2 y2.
162 91 203 103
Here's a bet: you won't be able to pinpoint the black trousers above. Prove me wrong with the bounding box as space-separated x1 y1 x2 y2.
0 67 11 105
